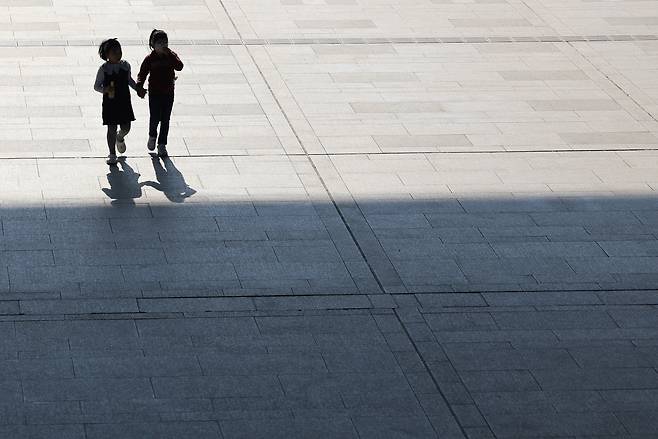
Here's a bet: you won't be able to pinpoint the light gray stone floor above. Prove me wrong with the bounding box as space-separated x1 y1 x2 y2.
2 0 658 438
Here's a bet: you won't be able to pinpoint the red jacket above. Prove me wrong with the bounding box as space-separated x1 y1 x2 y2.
137 49 184 95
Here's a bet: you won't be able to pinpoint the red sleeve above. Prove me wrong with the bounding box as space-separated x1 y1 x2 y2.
170 50 184 71
136 55 150 87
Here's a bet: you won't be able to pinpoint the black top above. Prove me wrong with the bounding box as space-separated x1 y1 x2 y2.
102 66 135 125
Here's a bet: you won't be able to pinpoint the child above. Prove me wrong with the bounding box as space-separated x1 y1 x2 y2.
94 38 145 165
136 29 184 158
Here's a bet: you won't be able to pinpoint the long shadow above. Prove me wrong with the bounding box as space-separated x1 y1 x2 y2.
101 160 144 206
141 156 197 203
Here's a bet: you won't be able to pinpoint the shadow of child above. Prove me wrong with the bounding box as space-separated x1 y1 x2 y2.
141 156 196 203
101 160 144 205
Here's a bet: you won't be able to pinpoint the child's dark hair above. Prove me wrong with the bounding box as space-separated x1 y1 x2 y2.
149 29 168 49
98 38 121 60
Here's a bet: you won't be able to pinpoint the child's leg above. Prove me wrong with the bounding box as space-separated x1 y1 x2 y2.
157 94 175 146
117 122 131 141
116 122 131 154
148 95 161 139
106 124 118 155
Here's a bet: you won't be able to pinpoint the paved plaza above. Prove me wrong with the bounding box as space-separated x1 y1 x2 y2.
1 0 658 437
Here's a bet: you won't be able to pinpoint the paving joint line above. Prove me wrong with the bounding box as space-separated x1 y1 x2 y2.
3 34 658 47
392 308 473 438
567 41 658 124
4 286 657 303
215 0 388 295
6 146 658 162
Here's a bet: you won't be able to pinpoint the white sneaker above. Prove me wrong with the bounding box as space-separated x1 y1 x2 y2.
116 137 126 154
147 136 157 151
106 154 118 165
157 144 168 157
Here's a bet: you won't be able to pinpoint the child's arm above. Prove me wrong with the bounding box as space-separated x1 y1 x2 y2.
93 65 106 93
125 61 138 91
136 56 150 90
169 49 184 71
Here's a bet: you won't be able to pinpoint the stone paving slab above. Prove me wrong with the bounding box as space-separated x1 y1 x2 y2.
573 40 658 120
221 0 568 40
0 0 238 41
398 290 658 436
2 25 658 159
313 151 658 292
3 0 658 437
0 309 465 438
0 44 301 158
253 41 658 156
0 155 380 296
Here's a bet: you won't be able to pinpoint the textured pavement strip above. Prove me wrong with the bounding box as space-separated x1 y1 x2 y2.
2 34 658 47
2 0 658 438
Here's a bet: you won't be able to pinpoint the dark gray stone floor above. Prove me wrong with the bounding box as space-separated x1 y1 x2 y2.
3 0 658 437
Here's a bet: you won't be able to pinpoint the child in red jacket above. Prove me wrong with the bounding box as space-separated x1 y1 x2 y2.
136 29 184 158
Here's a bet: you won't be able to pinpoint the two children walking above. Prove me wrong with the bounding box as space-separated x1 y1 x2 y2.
94 30 184 165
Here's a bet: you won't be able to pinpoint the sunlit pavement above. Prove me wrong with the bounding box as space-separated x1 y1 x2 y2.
1 0 658 437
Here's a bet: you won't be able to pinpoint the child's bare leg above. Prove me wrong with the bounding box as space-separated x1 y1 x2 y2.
117 122 131 141
106 124 118 155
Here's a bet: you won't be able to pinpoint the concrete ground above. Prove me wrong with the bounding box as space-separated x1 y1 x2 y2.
1 0 658 437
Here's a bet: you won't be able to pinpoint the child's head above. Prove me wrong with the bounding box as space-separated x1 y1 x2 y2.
149 29 169 53
98 38 122 63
